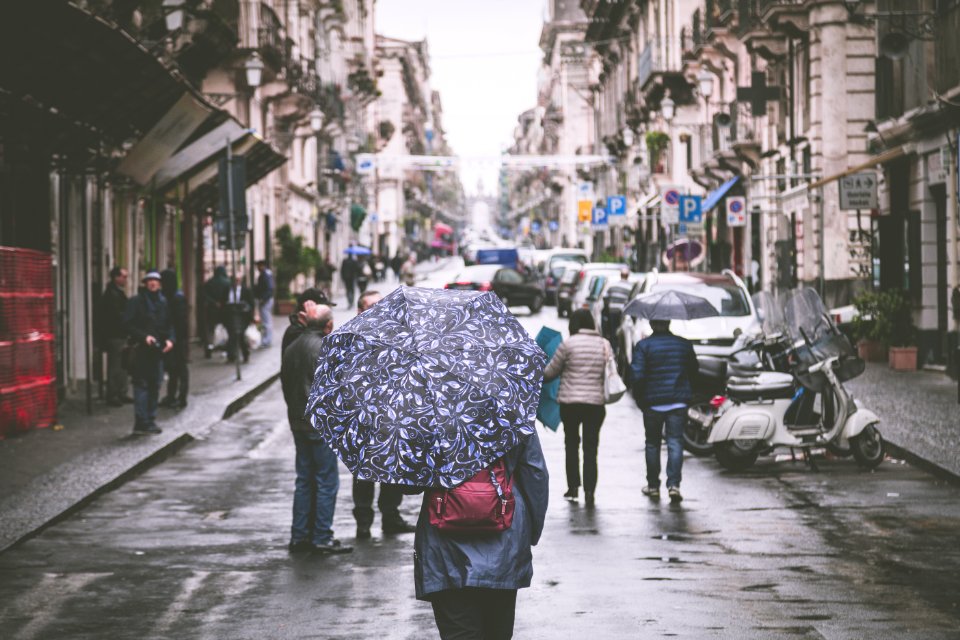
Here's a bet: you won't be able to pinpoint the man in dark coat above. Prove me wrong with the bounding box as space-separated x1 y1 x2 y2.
225 273 257 363
123 271 175 435
98 266 130 406
159 269 189 409
202 266 229 358
351 290 415 539
280 288 338 358
340 254 359 308
630 318 698 503
280 302 352 555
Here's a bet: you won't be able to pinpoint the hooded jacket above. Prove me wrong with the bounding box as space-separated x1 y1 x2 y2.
413 431 549 600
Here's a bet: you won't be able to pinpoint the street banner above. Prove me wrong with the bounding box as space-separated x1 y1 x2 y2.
726 196 747 227
678 195 703 223
578 199 593 222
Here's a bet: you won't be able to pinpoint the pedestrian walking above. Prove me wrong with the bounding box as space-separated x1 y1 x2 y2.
280 287 337 358
302 287 549 639
202 266 229 358
159 269 189 410
543 308 610 506
390 253 404 282
280 302 352 555
400 253 417 287
225 273 257 363
315 257 336 300
630 318 698 504
415 431 548 640
351 290 415 539
356 257 372 294
340 254 359 308
123 271 174 435
254 260 275 349
97 266 131 406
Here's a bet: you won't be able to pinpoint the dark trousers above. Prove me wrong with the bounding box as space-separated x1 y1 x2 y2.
343 279 356 308
163 347 189 403
132 354 163 430
431 588 518 640
104 337 128 402
560 403 606 494
352 479 403 527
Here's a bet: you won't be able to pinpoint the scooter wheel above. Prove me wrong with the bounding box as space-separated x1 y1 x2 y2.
683 415 714 457
850 424 884 469
715 441 760 472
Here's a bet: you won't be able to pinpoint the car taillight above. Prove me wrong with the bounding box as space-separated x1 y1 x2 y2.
444 283 450 289
478 282 493 292
578 270 586 281
710 395 727 409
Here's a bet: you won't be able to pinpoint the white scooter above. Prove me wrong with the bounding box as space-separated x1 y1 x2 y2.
690 289 885 471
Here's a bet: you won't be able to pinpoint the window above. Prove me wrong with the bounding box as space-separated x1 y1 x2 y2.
496 269 523 284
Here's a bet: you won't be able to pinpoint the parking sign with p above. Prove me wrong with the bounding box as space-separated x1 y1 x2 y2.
678 195 702 223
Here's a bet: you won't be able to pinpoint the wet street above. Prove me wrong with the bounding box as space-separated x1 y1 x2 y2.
1 271 959 639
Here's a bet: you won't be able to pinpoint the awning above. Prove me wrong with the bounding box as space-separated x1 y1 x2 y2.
155 120 286 209
701 176 740 213
808 147 906 190
0 2 214 151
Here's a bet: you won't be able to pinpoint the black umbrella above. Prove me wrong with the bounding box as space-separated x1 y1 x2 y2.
623 289 719 321
305 286 546 488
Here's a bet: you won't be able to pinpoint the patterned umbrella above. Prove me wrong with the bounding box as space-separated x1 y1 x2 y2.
305 286 546 488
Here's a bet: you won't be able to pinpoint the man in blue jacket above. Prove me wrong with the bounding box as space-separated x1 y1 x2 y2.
630 319 698 503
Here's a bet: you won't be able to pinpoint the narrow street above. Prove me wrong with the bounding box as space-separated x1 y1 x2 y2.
1 265 958 639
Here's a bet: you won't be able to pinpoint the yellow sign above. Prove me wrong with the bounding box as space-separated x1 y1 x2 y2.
578 200 593 222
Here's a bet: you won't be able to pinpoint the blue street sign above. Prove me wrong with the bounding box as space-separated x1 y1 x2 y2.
592 206 608 227
531 221 542 233
607 195 627 216
678 223 688 235
678 195 703 223
548 220 559 231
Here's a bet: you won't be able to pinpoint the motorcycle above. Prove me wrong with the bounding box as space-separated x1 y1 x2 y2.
682 292 792 456
690 289 885 471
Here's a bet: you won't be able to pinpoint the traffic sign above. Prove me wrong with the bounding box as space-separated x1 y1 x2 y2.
607 195 626 216
661 186 681 224
678 195 703 223
578 182 594 198
839 172 878 210
678 223 688 235
356 153 376 174
662 187 681 207
577 200 593 222
726 196 747 227
592 206 608 229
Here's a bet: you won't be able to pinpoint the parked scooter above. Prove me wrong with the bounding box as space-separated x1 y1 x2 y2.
690 289 885 471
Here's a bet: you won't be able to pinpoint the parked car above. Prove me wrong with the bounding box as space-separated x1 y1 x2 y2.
586 272 646 335
568 263 630 315
445 264 545 312
543 259 583 306
556 267 581 317
616 269 760 373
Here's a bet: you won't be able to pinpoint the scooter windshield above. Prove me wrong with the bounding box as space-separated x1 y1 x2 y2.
783 288 862 387
753 291 787 337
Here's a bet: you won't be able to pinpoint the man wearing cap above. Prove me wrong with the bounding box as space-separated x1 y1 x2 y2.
281 287 337 358
123 271 175 435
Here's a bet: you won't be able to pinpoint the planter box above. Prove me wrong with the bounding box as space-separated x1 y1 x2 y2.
275 299 296 316
888 346 918 372
857 339 887 363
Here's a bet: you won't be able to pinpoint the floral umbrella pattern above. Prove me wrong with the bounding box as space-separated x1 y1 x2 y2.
305 287 546 488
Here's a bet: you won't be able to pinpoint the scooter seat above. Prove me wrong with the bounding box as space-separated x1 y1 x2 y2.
727 371 795 400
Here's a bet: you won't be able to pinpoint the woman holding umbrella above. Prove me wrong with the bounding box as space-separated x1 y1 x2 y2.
305 287 549 639
543 308 612 507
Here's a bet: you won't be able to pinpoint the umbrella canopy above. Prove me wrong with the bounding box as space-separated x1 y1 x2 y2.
534 327 562 432
306 286 546 488
345 245 372 256
623 289 719 321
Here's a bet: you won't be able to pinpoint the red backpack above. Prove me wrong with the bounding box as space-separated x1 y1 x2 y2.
428 459 515 533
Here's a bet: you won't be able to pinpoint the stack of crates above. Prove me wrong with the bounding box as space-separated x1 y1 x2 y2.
0 247 56 439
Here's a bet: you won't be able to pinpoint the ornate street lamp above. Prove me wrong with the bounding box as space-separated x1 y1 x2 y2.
309 108 324 133
245 53 264 89
661 93 676 122
162 0 185 31
622 127 635 148
697 68 714 99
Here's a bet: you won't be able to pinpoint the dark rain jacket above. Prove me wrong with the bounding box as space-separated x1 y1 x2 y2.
123 290 174 376
96 281 128 345
630 330 698 410
413 431 549 600
281 315 306 359
280 326 325 434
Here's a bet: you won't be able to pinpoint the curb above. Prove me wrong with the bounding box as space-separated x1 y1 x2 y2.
0 370 281 555
884 440 960 486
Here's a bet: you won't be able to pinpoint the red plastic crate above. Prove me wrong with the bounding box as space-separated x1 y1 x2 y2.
14 334 55 381
0 247 53 294
0 377 57 439
0 340 13 388
0 293 54 339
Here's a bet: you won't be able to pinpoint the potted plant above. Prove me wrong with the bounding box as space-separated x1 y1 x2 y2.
645 131 669 173
274 224 321 316
852 290 917 370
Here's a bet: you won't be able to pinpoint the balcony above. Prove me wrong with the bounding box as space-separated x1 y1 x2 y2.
935 0 960 94
637 38 694 106
736 0 788 60
730 102 761 168
258 3 287 71
756 0 809 39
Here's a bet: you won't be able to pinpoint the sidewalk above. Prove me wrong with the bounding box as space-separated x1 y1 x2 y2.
0 263 452 553
846 363 960 479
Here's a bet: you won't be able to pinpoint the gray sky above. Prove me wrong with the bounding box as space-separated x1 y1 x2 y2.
375 0 546 196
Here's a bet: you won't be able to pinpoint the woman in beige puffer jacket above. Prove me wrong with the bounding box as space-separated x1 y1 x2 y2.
543 308 611 506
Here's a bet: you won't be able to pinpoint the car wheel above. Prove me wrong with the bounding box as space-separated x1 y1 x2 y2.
529 294 544 314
